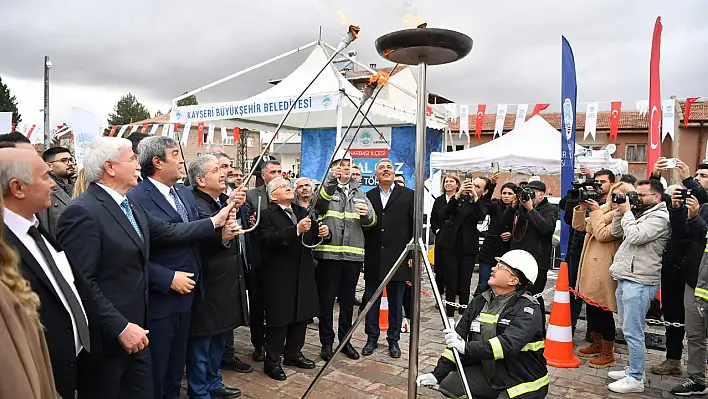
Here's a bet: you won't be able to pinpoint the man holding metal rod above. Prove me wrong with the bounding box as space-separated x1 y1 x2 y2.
313 149 376 361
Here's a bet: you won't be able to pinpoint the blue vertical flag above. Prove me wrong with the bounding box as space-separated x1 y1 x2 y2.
560 36 577 260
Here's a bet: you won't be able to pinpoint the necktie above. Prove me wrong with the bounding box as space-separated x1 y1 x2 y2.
284 207 297 225
27 226 91 352
169 188 190 223
120 199 143 240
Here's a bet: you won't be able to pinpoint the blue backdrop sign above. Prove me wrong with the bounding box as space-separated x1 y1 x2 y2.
560 36 577 260
300 126 442 192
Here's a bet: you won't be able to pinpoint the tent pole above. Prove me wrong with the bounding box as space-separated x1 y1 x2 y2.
173 41 319 103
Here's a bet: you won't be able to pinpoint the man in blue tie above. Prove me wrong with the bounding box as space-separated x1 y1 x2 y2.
128 137 243 399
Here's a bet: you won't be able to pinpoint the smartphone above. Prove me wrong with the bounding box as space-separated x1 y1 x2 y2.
491 162 500 174
464 171 474 180
665 158 678 169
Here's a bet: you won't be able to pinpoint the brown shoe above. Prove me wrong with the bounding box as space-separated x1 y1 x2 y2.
577 332 602 359
588 340 616 368
650 358 682 375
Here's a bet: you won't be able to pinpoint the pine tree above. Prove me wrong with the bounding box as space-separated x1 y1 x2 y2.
0 76 22 124
176 93 198 107
107 93 151 126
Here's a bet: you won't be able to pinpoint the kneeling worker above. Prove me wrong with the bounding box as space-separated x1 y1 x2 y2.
417 250 549 399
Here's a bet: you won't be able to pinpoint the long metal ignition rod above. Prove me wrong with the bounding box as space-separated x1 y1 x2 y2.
241 25 360 187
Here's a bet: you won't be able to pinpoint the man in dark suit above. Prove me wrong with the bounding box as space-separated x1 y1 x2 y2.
251 143 278 187
127 136 242 399
1 148 98 399
361 159 414 358
258 176 326 381
56 137 239 399
36 146 75 237
242 159 282 361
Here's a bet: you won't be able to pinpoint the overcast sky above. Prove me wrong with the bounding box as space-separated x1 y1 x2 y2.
1 0 707 126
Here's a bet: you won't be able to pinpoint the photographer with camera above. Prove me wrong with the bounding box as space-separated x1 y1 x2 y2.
651 157 708 204
607 179 670 394
561 169 615 332
436 173 489 318
571 182 632 369
658 188 708 395
501 180 558 313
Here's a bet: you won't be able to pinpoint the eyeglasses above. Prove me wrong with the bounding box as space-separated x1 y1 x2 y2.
495 262 519 279
49 157 76 165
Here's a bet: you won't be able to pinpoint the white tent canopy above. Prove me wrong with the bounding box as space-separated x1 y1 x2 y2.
170 43 446 131
429 115 625 176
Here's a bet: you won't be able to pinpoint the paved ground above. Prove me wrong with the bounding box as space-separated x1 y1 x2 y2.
181 270 689 398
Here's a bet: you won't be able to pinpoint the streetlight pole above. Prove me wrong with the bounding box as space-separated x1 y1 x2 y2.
43 56 52 149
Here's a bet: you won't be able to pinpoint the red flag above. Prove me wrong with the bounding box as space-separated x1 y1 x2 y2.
109 126 118 137
610 101 622 141
425 106 432 117
530 103 550 117
684 97 701 129
10 123 15 132
233 127 241 142
475 104 486 140
647 16 663 177
26 124 36 138
197 122 205 147
173 123 180 131
140 124 149 133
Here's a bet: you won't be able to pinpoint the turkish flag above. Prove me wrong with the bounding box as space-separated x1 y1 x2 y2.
11 123 15 132
233 127 241 142
109 126 117 137
425 106 432 117
530 103 550 117
610 101 622 141
475 104 486 140
647 16 663 176
141 124 149 133
197 122 204 147
685 97 701 129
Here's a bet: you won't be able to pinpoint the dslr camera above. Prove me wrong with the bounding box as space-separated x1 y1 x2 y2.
612 191 639 206
516 186 535 202
568 178 603 202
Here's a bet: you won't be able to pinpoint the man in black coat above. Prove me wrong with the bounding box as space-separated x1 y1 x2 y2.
55 137 238 399
1 148 99 399
187 154 250 398
258 176 326 381
501 180 558 313
251 144 278 187
361 159 414 358
242 159 282 362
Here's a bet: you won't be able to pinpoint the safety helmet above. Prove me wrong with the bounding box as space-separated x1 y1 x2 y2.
331 149 352 165
495 250 538 284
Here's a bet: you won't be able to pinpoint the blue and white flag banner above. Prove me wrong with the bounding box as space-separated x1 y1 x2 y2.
560 36 578 260
170 92 340 124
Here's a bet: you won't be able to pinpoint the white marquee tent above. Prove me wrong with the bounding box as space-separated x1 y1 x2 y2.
170 42 447 135
429 115 627 176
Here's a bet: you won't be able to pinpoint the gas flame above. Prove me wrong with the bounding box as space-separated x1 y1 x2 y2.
367 72 391 88
335 10 352 27
402 11 424 28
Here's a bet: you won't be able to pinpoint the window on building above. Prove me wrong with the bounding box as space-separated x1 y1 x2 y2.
224 137 235 146
626 144 647 163
247 137 254 147
244 159 253 171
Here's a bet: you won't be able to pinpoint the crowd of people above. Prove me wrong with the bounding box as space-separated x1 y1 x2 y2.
4 126 708 398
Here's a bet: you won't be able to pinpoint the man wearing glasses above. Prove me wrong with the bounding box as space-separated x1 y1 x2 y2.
38 146 76 237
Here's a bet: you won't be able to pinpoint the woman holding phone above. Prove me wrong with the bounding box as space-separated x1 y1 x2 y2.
430 174 461 298
435 173 489 317
476 181 517 294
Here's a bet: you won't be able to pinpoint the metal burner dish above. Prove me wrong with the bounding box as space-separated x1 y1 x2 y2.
375 28 473 65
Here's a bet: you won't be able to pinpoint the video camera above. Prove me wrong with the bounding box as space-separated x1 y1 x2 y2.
516 186 535 202
568 178 603 202
611 191 639 206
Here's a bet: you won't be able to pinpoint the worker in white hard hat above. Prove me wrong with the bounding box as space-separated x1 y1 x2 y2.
417 249 549 399
312 147 376 361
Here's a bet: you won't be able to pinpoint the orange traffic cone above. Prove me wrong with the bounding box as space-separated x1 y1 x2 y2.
379 288 389 331
544 261 581 368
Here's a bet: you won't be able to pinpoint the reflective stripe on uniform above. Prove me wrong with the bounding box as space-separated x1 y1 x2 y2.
506 373 550 398
477 313 499 324
489 337 504 360
696 287 708 301
312 244 365 255
520 341 545 352
316 210 360 221
319 186 333 201
441 348 456 363
362 212 377 228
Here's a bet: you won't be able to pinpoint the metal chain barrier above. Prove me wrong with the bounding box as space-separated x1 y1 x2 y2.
646 318 685 328
439 286 555 310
